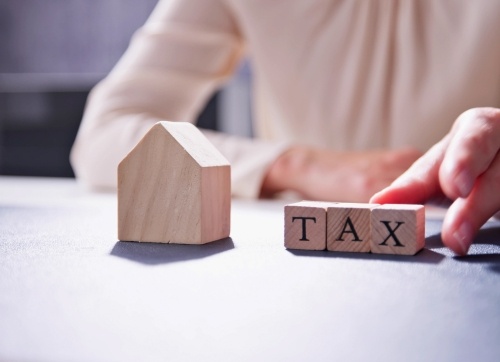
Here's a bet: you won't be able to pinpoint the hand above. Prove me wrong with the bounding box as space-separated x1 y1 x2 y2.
261 145 421 202
371 107 500 256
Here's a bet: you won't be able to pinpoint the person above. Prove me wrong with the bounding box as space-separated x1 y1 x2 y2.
71 0 500 256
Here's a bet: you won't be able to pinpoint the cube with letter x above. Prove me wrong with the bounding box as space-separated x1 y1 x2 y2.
370 204 425 255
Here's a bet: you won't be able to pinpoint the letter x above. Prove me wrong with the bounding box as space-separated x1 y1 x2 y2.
379 221 405 247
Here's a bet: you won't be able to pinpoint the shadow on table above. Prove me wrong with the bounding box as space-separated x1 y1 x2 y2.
489 265 500 274
110 237 234 265
288 246 445 264
452 225 500 274
288 224 500 267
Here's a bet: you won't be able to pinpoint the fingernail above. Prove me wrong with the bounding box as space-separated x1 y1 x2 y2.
452 221 473 256
455 170 474 198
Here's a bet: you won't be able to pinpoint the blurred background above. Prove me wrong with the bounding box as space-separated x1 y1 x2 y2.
0 0 252 178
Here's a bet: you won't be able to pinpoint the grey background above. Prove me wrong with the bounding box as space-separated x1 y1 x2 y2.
0 0 248 177
0 0 158 73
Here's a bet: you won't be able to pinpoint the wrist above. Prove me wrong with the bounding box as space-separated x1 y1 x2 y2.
260 145 311 198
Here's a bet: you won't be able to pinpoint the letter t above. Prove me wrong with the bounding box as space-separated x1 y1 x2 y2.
292 216 317 241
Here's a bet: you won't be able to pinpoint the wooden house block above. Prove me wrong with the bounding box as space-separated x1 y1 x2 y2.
285 201 336 250
370 204 425 255
118 121 231 244
327 203 378 252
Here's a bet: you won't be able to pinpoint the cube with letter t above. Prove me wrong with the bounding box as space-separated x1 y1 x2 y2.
284 201 336 250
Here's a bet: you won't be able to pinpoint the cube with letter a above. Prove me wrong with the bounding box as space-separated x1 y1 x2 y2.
327 203 378 252
371 204 425 255
284 201 335 250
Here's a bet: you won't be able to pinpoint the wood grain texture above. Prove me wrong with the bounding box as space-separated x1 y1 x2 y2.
118 121 230 244
284 201 336 250
370 204 425 255
327 203 378 253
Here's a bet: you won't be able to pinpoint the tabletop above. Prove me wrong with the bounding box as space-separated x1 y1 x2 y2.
1 176 500 362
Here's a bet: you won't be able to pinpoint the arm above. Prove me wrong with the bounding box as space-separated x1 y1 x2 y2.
371 107 500 255
71 0 288 198
262 145 421 202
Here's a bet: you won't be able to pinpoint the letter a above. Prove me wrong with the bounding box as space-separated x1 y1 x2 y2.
336 216 362 242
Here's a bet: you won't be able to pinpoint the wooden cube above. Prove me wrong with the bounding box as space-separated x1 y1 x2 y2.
370 204 425 255
284 201 336 250
327 203 378 252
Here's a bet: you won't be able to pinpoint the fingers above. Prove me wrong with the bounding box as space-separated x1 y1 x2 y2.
372 108 500 256
441 151 500 255
370 136 449 205
439 108 500 199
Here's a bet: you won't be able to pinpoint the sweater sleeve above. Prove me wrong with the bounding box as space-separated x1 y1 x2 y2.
70 0 288 198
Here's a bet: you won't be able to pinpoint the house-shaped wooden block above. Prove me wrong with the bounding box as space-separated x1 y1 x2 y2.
118 121 231 244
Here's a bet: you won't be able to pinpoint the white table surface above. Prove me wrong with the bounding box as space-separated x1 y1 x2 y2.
1 176 500 362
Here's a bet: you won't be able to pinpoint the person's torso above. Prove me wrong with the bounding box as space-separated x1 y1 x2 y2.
230 0 500 151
